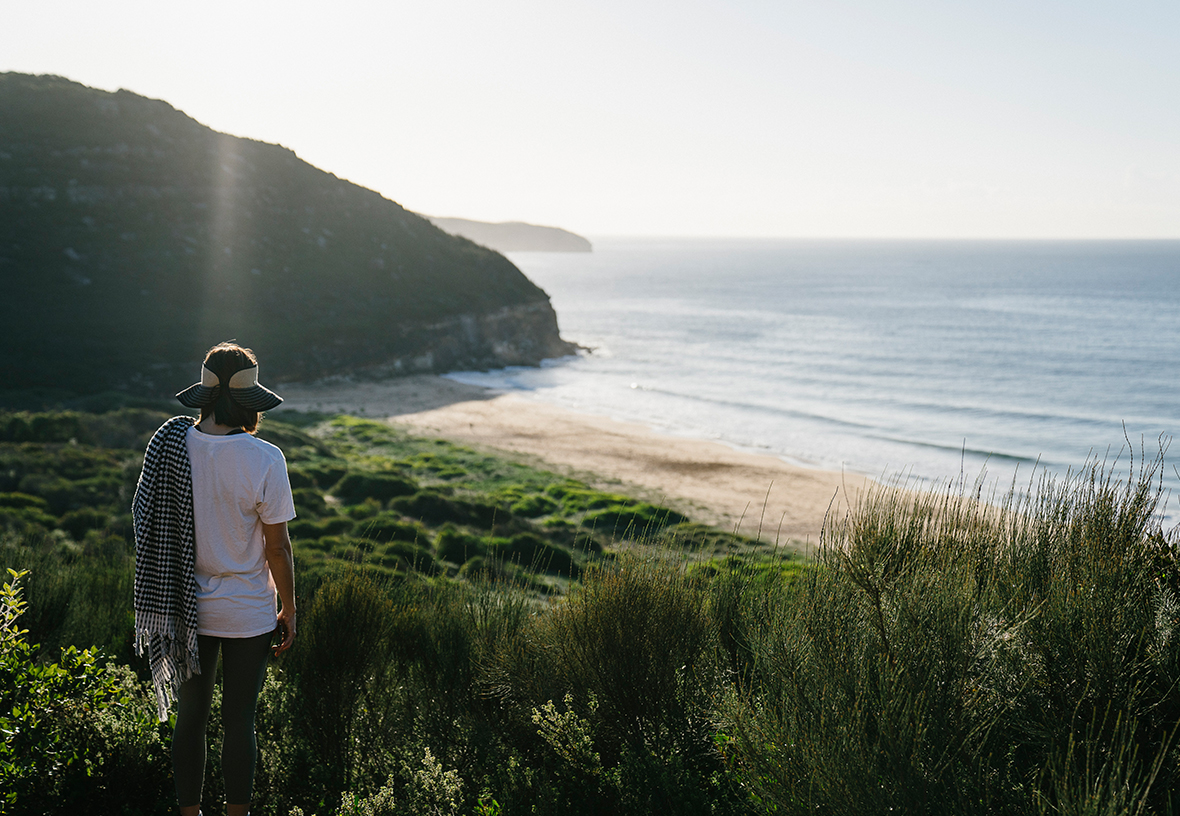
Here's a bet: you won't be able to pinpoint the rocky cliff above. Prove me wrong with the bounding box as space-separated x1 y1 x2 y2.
0 73 576 399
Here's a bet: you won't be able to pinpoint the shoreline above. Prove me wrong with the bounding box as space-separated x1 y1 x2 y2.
275 375 874 546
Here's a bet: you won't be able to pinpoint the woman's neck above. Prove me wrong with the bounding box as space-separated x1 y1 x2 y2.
197 416 244 435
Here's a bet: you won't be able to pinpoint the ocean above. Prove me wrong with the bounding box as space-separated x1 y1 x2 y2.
448 239 1180 520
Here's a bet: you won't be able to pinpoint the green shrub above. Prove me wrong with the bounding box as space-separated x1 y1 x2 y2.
365 540 439 575
491 556 734 813
488 533 578 577
360 512 428 545
57 506 110 539
302 463 349 488
458 556 486 578
289 516 356 540
433 465 469 480
657 522 757 552
0 412 86 443
0 505 58 533
458 556 514 581
546 484 633 512
391 491 498 527
581 503 688 537
542 518 604 554
0 493 48 510
0 569 171 814
292 486 328 516
285 569 400 796
436 525 486 564
510 494 559 518
2 538 136 663
287 468 316 489
348 497 384 519
333 472 419 503
294 535 335 554
76 408 170 449
15 474 77 515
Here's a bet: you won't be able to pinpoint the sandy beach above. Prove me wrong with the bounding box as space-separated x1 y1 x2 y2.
276 375 873 547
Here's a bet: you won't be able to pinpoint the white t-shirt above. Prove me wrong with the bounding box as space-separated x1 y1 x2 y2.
186 427 297 637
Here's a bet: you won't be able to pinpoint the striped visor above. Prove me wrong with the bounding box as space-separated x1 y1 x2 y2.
175 364 283 411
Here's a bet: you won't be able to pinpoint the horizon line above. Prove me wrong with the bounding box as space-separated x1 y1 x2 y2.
571 234 1180 242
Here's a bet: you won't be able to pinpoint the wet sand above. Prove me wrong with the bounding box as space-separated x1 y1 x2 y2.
276 375 873 547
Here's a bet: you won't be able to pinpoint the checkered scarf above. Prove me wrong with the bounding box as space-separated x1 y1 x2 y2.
132 415 200 721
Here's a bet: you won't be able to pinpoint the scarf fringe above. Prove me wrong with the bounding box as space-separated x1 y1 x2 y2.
135 609 201 721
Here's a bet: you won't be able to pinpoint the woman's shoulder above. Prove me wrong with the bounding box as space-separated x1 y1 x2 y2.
141 416 197 471
243 433 288 463
147 415 196 445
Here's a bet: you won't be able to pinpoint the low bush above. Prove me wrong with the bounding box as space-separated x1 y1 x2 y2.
391 491 498 528
435 525 486 564
57 506 109 539
487 533 578 577
546 484 634 512
0 569 171 815
485 556 744 814
289 516 356 540
300 463 349 489
332 472 418 504
581 503 689 537
358 513 427 545
657 521 759 552
0 412 88 444
0 493 49 510
0 504 58 533
287 468 316 489
291 486 328 516
510 493 559 518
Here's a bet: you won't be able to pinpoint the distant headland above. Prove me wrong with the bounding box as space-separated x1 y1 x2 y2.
0 73 576 404
425 216 592 253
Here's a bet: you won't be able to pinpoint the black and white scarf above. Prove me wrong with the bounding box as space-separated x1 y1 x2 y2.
132 415 200 721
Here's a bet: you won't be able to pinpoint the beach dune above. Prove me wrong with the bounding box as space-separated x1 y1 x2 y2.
277 376 871 546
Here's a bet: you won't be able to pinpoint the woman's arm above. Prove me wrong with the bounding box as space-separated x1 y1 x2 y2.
262 520 296 654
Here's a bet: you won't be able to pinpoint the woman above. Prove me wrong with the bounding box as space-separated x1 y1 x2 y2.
133 342 297 816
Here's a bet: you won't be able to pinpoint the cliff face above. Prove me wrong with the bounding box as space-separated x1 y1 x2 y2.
289 302 574 379
0 73 576 397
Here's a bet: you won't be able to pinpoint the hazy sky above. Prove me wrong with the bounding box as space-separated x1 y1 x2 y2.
4 0 1178 237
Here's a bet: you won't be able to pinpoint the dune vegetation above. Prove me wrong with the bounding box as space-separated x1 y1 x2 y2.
2 407 1178 815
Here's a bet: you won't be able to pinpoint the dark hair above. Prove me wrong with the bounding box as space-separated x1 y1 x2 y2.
198 342 261 433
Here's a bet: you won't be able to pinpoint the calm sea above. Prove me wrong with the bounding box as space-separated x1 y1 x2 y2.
449 239 1180 519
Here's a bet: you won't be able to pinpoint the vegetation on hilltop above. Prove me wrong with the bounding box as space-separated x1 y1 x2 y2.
0 72 575 400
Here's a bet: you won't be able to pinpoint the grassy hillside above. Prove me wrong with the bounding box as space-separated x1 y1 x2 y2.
0 408 767 662
3 408 1177 816
0 73 575 400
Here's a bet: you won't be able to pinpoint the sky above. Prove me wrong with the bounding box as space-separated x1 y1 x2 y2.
3 0 1178 238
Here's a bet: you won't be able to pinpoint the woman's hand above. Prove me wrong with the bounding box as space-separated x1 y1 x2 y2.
262 520 297 656
274 605 296 655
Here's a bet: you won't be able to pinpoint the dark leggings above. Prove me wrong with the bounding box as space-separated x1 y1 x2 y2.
173 632 272 808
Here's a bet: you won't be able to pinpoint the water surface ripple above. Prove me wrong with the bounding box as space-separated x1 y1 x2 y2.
449 239 1180 521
